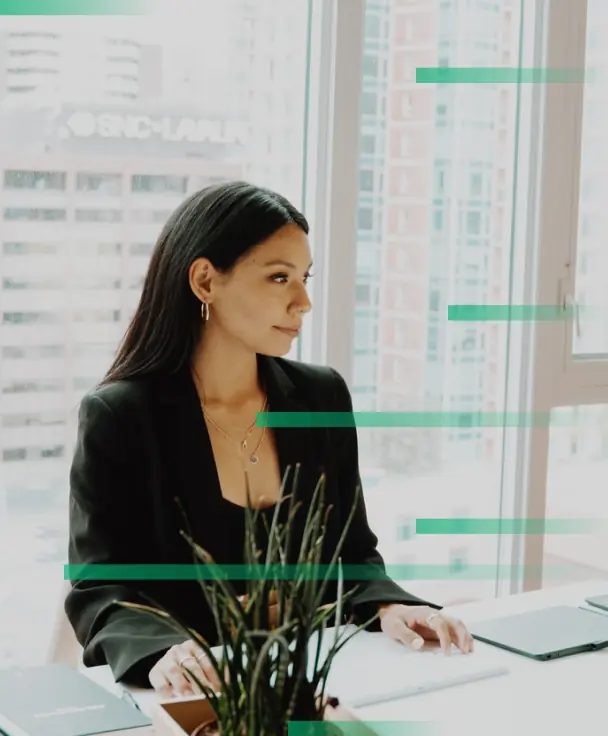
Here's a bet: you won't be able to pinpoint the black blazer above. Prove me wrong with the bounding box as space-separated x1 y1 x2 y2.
65 355 439 688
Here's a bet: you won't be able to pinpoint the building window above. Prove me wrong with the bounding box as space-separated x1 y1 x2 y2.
2 311 58 325
76 242 121 256
73 310 121 323
360 135 376 154
362 55 379 77
2 414 64 428
3 208 66 221
358 207 373 231
130 243 154 256
75 209 123 223
2 448 27 462
449 547 469 574
470 172 483 197
76 172 122 195
397 518 415 541
2 380 64 394
355 283 371 304
466 211 482 235
2 277 63 290
131 175 188 194
130 210 172 224
359 170 374 192
4 170 66 190
2 241 59 255
2 345 64 359
361 91 377 115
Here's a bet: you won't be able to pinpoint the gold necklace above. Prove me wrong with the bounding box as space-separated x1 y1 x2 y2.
202 396 268 465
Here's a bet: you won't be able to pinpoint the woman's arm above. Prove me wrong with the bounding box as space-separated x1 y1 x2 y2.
66 391 186 687
328 368 442 627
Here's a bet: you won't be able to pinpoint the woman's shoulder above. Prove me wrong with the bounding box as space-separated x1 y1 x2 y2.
270 357 350 405
77 373 165 425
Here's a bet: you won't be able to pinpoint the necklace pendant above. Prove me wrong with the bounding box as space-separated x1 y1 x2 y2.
250 454 259 465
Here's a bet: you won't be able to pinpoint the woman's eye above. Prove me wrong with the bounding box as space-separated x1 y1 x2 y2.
271 273 289 283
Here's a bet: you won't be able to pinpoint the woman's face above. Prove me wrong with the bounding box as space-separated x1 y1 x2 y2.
193 223 313 357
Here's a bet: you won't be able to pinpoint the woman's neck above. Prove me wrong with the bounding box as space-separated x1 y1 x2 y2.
191 333 263 409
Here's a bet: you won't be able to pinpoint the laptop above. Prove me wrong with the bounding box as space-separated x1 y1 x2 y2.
308 625 509 709
469 605 608 661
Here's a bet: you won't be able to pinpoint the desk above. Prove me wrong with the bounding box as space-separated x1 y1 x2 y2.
86 580 608 734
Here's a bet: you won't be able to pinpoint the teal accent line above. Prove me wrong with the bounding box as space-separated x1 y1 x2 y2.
0 0 151 13
448 305 573 321
416 518 601 535
64 563 577 582
288 722 435 735
416 67 590 83
256 411 555 428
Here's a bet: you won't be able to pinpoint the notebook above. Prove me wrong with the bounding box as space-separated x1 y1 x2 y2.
0 664 153 736
308 625 510 709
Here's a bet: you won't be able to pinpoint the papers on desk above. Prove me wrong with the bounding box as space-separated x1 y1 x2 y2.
309 625 510 709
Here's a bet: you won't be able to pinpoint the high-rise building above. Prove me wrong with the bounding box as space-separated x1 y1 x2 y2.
0 29 146 102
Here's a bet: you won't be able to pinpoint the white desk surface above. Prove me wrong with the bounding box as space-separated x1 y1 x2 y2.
85 579 608 734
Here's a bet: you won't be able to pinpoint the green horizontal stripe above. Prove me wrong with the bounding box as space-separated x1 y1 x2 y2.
416 518 600 535
64 563 577 582
448 305 573 321
0 0 150 13
256 412 555 428
416 67 589 84
289 722 435 735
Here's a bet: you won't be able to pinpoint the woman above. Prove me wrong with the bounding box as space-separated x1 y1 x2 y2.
65 181 473 700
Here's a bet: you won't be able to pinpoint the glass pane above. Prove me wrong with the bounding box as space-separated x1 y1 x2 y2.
573 0 608 356
352 0 527 606
0 3 312 668
542 405 608 587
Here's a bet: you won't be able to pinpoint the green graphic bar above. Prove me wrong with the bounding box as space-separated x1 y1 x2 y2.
448 305 573 321
416 518 601 535
64 563 579 582
288 722 435 736
416 67 590 84
0 0 153 12
256 411 555 428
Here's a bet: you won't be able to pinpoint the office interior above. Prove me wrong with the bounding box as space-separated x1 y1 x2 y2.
0 0 606 730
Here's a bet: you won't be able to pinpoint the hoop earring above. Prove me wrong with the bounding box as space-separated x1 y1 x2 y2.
201 302 210 322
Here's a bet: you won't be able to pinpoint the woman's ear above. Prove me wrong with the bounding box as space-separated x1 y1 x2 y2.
189 257 215 304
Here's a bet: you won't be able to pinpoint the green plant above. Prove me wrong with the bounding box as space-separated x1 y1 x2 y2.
119 466 378 735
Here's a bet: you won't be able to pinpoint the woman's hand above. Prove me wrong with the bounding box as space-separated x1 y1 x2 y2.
237 590 280 629
148 640 222 699
378 604 475 655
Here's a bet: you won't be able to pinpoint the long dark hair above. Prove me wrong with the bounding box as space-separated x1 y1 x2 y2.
100 181 309 385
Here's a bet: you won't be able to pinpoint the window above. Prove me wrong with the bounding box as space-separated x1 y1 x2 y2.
360 135 376 154
3 208 66 221
4 171 66 190
397 518 415 541
449 548 469 574
361 91 377 115
130 210 173 224
358 207 373 230
359 170 374 192
76 173 122 195
130 243 154 256
466 211 482 235
2 312 58 325
131 175 188 194
2 242 59 255
348 0 532 607
75 209 123 223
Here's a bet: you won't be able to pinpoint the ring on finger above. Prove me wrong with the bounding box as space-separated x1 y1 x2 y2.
426 612 442 627
178 655 197 668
